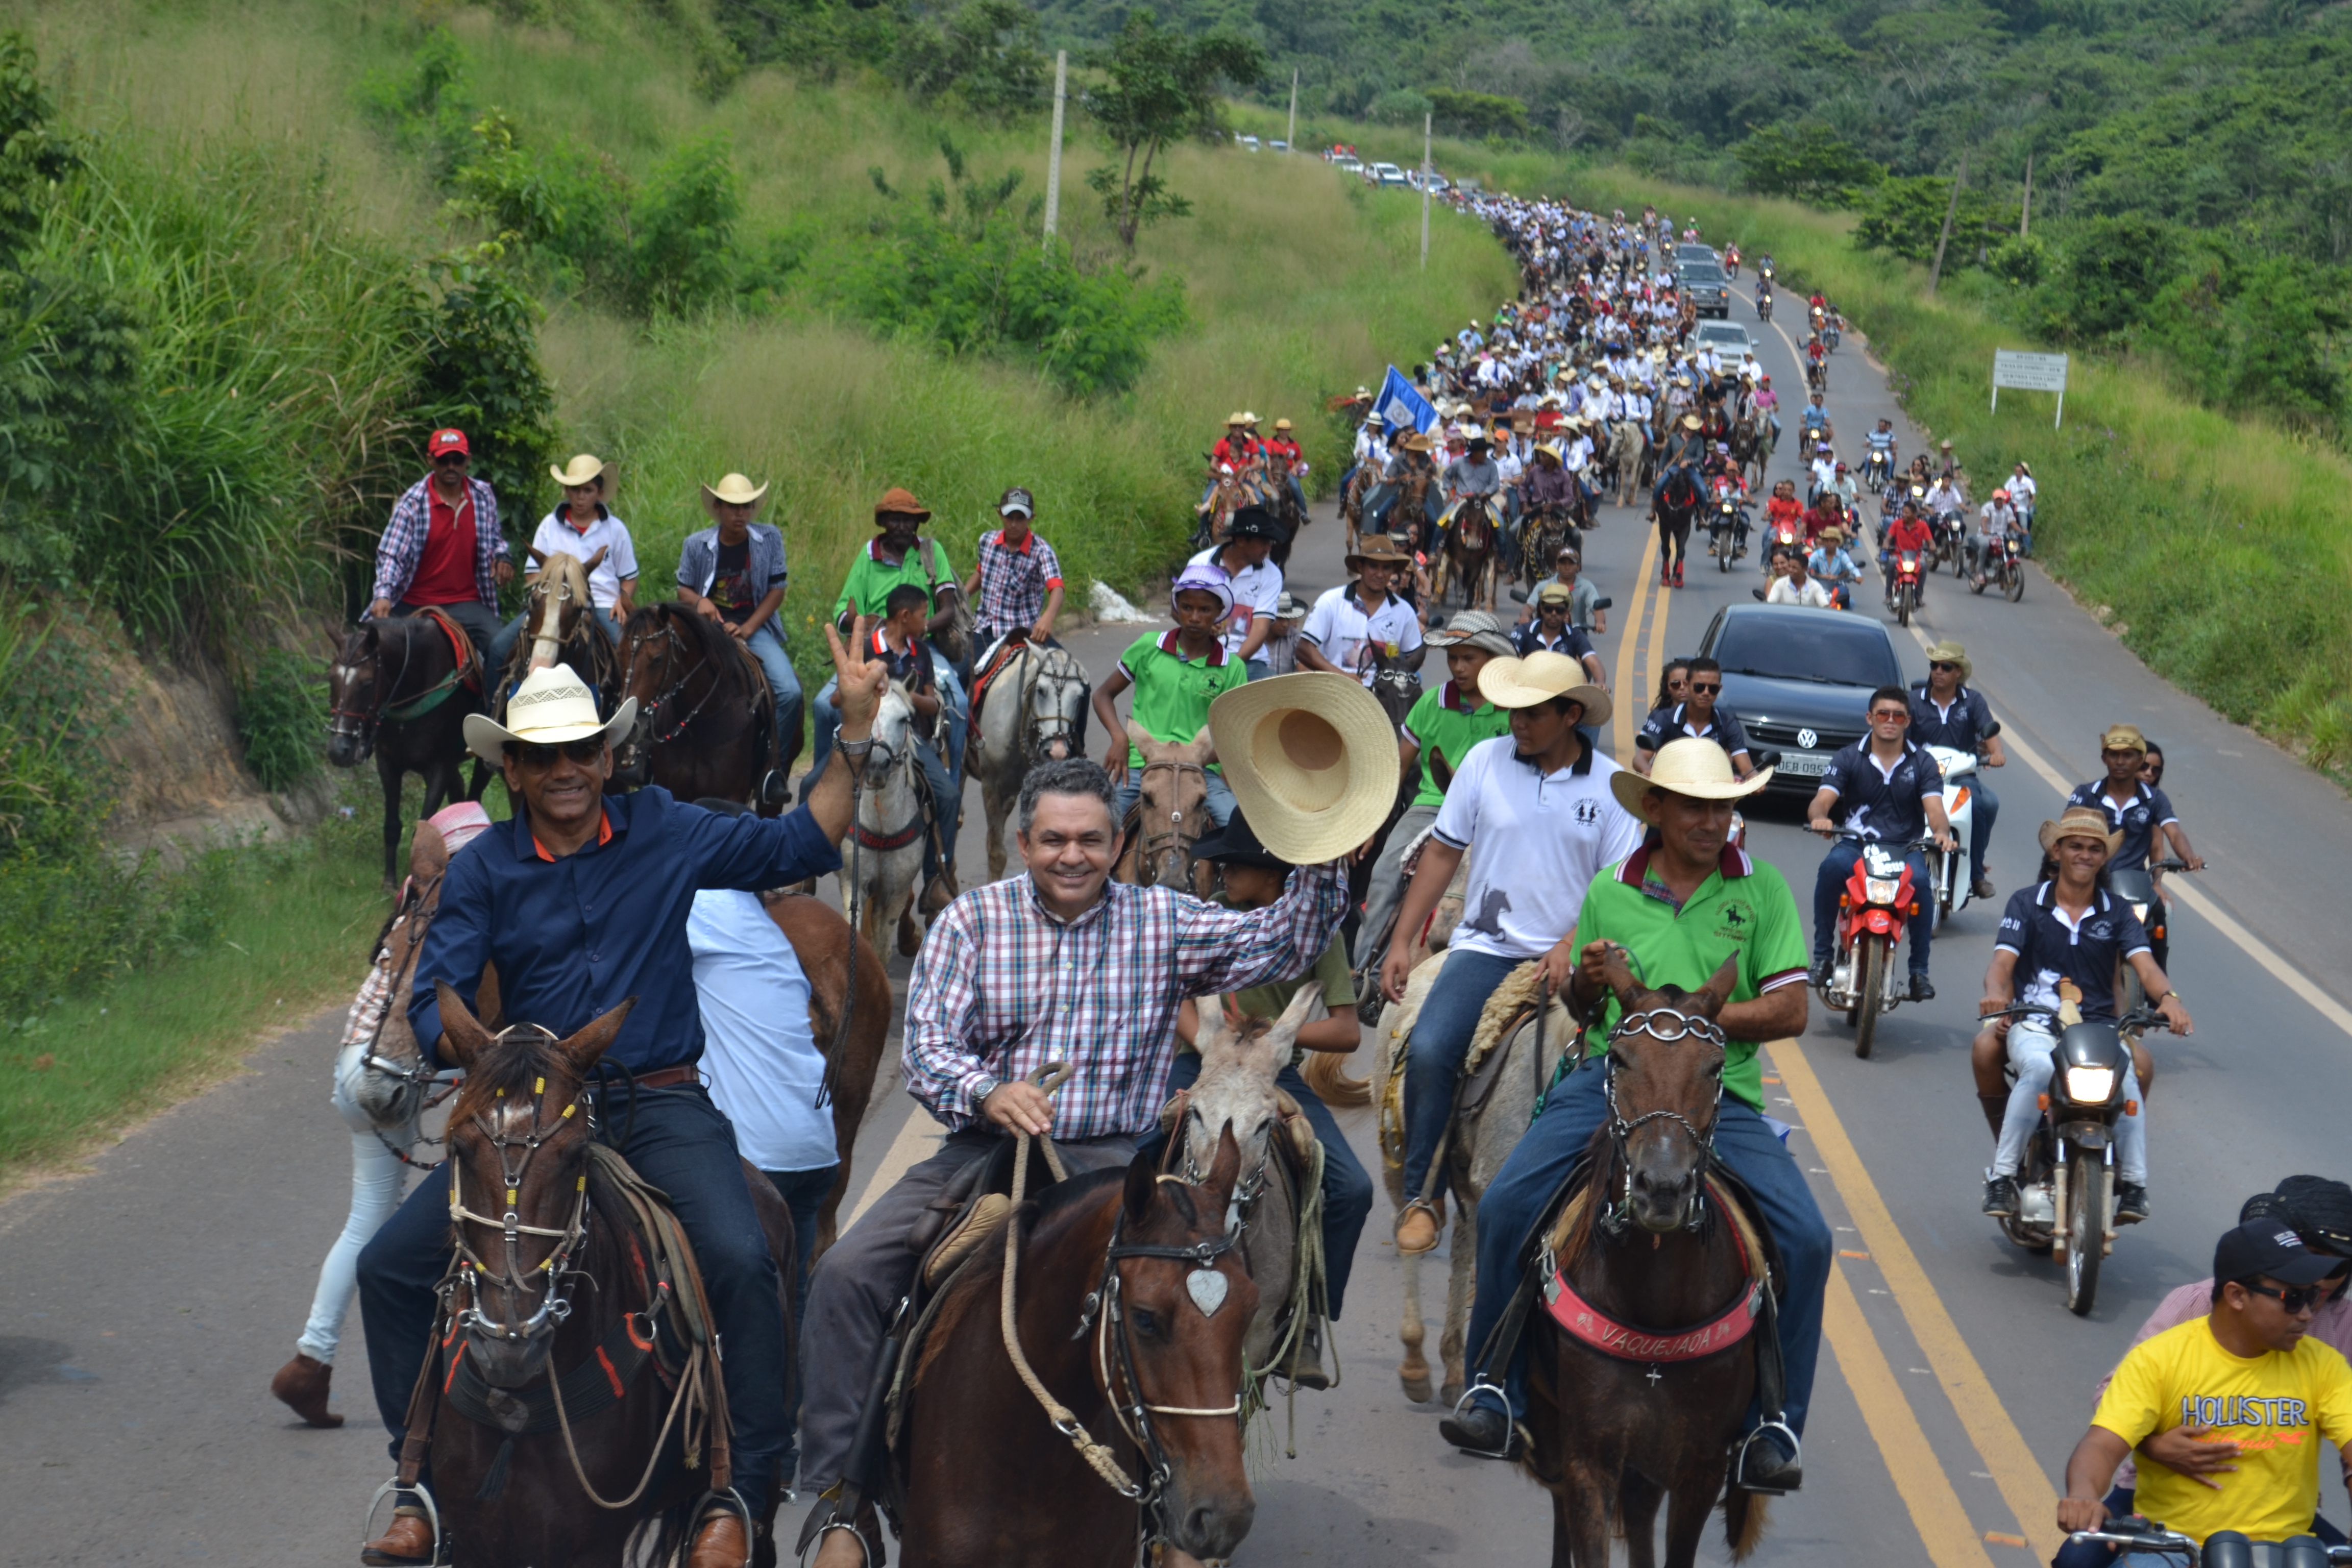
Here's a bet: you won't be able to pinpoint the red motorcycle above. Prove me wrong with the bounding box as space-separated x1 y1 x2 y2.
1890 547 1924 626
1763 516 1802 575
1818 828 1931 1059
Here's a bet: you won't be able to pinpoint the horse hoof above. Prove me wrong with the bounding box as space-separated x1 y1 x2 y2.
1440 1379 1465 1409
1401 1370 1434 1404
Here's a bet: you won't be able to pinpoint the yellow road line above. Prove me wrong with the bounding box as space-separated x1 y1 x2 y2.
1612 526 1662 756
1645 530 1672 697
1823 1262 2000 1568
1769 1037 2063 1560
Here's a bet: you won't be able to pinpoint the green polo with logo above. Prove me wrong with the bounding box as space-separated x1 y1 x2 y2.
1401 680 1510 808
1119 630 1248 772
831 537 957 620
1568 839 1809 1113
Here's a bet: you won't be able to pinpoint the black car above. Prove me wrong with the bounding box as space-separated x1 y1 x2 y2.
1679 262 1731 318
1697 604 1906 798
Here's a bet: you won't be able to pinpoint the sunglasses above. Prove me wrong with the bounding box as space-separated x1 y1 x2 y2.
1930 661 1962 673
2241 1279 2340 1313
1689 681 1721 694
512 737 607 768
1871 709 1911 723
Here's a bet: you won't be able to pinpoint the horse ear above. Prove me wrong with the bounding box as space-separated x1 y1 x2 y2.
409 820 450 881
1123 1145 1160 1227
1200 1125 1243 1206
528 546 548 567
1692 954 1741 1018
1188 724 1217 765
583 545 609 572
554 998 634 1079
1124 720 1155 758
1598 944 1645 1017
1191 996 1234 1069
1255 983 1321 1071
435 981 494 1072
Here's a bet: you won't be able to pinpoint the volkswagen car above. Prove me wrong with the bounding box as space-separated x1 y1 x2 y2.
1696 604 1908 798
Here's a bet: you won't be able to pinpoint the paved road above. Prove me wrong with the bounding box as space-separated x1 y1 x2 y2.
5 278 2350 1566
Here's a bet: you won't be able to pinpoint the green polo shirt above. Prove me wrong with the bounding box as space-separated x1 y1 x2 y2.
831 537 957 620
1569 838 1809 1113
1401 680 1510 808
1180 923 1356 1068
1119 630 1248 772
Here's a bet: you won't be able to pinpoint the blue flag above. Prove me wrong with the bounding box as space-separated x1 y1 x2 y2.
1375 366 1438 435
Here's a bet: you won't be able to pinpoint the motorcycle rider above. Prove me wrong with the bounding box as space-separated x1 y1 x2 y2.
1768 551 1836 608
1881 501 1935 608
1973 805 2189 1222
1806 526 1864 609
1805 687 1956 1000
1969 488 2021 587
1799 392 1833 450
1864 418 1898 486
2066 724 2204 972
1908 641 2004 900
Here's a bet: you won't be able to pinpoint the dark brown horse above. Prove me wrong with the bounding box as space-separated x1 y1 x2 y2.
413 989 795 1567
1114 724 1215 898
1524 954 1773 1567
894 1132 1258 1567
328 612 486 885
610 603 778 814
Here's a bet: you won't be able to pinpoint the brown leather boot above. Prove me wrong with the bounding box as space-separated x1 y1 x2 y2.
270 1352 344 1428
685 1512 750 1568
1395 1195 1445 1256
360 1509 433 1566
1978 1093 2010 1141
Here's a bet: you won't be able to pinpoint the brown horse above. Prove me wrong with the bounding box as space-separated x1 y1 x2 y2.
1114 724 1215 897
1433 496 1501 611
1523 953 1772 1567
894 1133 1258 1567
760 892 893 1258
328 612 487 885
610 603 777 814
501 547 618 714
1728 417 1764 492
412 989 796 1567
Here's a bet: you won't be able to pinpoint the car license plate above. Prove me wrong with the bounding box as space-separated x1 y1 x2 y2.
1777 750 1831 777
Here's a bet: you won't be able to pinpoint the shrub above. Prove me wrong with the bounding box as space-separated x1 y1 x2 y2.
235 647 325 792
409 246 559 526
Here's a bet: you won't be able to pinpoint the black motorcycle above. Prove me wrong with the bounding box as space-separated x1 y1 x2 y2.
1708 495 1749 570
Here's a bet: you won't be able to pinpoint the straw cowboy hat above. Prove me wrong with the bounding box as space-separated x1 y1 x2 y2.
2038 805 2122 859
1400 432 1434 453
462 664 638 767
702 472 770 510
1208 673 1398 864
1476 651 1613 729
549 454 610 488
1610 736 1774 819
1425 608 1515 658
1346 534 1412 570
1227 411 1249 425
1923 639 1971 679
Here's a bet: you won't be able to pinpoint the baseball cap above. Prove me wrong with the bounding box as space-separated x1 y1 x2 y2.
998 487 1035 518
427 428 470 459
2214 1219 2346 1288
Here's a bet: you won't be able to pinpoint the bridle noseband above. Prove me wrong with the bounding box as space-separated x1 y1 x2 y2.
1133 759 1208 885
443 1034 593 1351
1599 1007 1727 1237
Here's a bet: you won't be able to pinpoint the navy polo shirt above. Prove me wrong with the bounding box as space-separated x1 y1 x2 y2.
1995 881 2152 1020
1513 621 1597 666
2065 779 2176 871
1818 740 1943 843
1637 699 1752 759
1907 682 2000 753
409 787 843 1073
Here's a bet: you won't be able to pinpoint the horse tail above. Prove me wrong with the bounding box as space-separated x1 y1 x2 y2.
1299 1048 1371 1108
1723 1486 1772 1560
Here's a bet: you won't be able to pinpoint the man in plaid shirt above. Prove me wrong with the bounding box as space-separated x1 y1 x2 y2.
962 485 1066 652
796 757 1345 1548
366 428 511 656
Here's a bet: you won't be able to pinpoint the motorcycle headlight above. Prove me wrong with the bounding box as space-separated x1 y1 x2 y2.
1864 876 1901 903
2064 1065 2117 1104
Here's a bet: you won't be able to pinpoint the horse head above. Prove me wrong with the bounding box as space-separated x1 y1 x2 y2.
862 680 919 794
327 622 386 767
521 547 606 672
1125 723 1214 891
1595 950 1739 1235
1179 985 1319 1200
1024 647 1089 764
434 984 633 1388
608 603 716 789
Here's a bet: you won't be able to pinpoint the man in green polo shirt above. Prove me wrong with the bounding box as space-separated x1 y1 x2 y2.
1090 563 1248 827
810 486 970 789
1440 739 1830 1501
1354 609 1514 987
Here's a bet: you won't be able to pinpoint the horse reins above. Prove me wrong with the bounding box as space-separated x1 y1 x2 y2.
619 617 742 750
1598 1007 1728 1235
1130 758 1208 887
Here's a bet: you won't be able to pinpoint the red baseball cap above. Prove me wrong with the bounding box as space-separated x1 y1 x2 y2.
428 428 470 458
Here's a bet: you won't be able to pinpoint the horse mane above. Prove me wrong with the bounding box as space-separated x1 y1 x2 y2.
638 601 755 705
447 1023 570 1125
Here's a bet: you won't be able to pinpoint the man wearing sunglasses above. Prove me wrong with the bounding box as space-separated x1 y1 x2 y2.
2057 1216 2352 1558
1805 687 1956 1000
357 629 887 1568
1909 641 2004 901
1634 655 1753 779
366 428 514 658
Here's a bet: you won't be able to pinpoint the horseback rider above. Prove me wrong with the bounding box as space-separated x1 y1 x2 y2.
964 486 1065 656
1381 652 1641 1258
356 629 887 1568
796 751 1358 1566
1264 416 1310 518
490 454 638 678
1091 564 1248 830
1188 505 1285 680
676 471 804 798
368 427 512 661
810 488 969 789
1298 535 1426 684
1443 739 1827 1496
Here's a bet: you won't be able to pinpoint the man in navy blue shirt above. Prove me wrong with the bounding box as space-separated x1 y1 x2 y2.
1635 655 1754 779
2064 723 2203 969
1908 640 2006 899
357 627 886 1568
1804 686 1956 998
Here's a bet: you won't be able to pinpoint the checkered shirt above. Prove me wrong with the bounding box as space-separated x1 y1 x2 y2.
371 475 507 609
972 527 1065 638
903 861 1347 1139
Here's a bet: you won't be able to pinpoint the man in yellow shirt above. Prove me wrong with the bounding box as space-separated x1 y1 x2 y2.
2059 1220 2352 1551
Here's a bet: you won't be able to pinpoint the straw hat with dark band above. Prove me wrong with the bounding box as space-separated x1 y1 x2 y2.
463 665 638 767
550 454 610 488
1610 736 1774 819
1346 534 1411 570
2038 806 2122 858
1208 673 1399 864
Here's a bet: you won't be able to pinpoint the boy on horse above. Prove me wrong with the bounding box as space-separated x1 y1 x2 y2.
1442 739 1829 1497
356 628 888 1568
677 471 804 795
810 488 969 790
368 427 512 660
1090 564 1250 831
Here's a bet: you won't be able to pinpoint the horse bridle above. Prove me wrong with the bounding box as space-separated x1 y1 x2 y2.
442 1038 593 1350
526 569 585 667
1598 1007 1728 1236
618 617 730 751
330 623 419 758
1023 652 1086 763
1132 759 1207 885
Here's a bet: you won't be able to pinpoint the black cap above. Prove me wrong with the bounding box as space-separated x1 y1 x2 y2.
2276 1175 2352 1252
1226 506 1279 540
1193 812 1289 871
2214 1219 2347 1289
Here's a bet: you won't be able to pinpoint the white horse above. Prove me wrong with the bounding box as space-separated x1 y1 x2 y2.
1374 953 1569 1407
968 638 1089 883
838 681 928 959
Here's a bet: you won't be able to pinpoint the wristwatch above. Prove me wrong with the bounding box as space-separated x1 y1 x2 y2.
970 1075 1002 1112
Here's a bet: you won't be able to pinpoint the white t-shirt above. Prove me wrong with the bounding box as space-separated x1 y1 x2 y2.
529 510 640 611
1767 574 1835 607
1187 545 1283 662
1431 736 1646 961
1301 583 1424 684
687 890 837 1173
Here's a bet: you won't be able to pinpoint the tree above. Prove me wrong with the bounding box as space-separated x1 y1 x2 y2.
1082 15 1262 252
1425 88 1530 141
1732 122 1883 206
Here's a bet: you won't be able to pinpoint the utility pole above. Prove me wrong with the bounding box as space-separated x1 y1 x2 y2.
2019 150 2033 237
1928 150 1967 296
1286 68 1297 153
1043 50 1067 252
1420 111 1432 270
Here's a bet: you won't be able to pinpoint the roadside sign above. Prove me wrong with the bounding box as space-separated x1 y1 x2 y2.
1992 349 2068 427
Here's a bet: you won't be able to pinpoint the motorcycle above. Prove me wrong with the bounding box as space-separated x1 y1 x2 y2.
2110 857 2193 1013
1724 246 1741 279
1763 514 1802 574
1863 448 1892 491
1891 548 1923 625
1922 744 1981 923
1972 532 2026 601
1930 509 1968 573
1983 998 2170 1315
2064 1518 2351 1567
1820 828 1931 1060
1708 496 1749 570
1823 313 1842 352
1759 261 1775 285
1756 291 1773 323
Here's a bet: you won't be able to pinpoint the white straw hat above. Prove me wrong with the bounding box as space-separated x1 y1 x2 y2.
463 664 639 766
701 473 770 509
1476 651 1612 729
1610 737 1773 818
549 453 609 488
1207 673 1400 864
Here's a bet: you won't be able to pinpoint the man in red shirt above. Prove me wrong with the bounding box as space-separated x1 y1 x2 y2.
368 428 511 656
1802 492 1846 546
1880 501 1934 609
1264 416 1309 517
1211 413 1259 471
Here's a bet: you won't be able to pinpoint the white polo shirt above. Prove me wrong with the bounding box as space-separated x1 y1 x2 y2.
1188 544 1284 663
1301 582 1424 683
1432 735 1646 961
529 509 640 611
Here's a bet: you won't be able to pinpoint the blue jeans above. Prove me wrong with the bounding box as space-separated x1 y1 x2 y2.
1812 842 1936 977
1112 769 1236 830
1460 1058 1831 1443
1400 949 1526 1204
811 656 967 781
743 625 805 776
487 603 622 678
761 1163 839 1489
1155 1053 1375 1318
357 1084 792 1516
1245 657 1271 683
